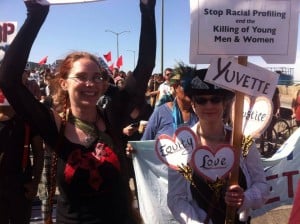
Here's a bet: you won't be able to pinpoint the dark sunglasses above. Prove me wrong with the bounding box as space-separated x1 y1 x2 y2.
193 96 223 105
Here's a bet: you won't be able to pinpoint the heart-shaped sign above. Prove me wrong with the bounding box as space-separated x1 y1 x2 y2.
191 145 235 182
155 126 197 170
242 96 273 137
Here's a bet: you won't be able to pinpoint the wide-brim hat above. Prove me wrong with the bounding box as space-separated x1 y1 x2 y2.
186 69 235 100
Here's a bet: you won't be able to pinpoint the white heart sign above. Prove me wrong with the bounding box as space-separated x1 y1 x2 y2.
242 96 273 137
191 145 235 182
155 127 197 170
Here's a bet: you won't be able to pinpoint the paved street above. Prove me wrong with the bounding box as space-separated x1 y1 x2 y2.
30 199 56 224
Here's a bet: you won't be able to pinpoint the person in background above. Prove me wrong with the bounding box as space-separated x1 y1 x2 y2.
38 76 64 222
121 99 153 208
167 69 269 224
119 70 127 79
142 64 198 140
22 69 42 100
292 89 300 127
39 68 53 100
147 68 173 107
0 89 44 224
126 63 198 224
146 73 163 107
112 67 120 79
0 0 156 223
264 86 281 154
114 76 125 88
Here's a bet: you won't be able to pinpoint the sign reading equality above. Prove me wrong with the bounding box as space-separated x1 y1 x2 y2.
190 0 299 64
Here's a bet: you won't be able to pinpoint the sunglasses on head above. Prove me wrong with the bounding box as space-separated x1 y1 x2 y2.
193 96 223 105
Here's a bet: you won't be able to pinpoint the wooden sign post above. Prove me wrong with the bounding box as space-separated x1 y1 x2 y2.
225 56 247 224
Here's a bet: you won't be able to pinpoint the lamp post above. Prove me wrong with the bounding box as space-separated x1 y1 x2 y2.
105 29 130 59
161 0 164 75
127 50 136 70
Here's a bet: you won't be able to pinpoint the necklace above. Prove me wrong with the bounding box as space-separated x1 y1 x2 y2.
68 113 99 146
197 124 227 142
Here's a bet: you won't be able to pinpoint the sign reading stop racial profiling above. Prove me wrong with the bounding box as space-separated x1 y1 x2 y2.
0 22 17 62
189 0 299 64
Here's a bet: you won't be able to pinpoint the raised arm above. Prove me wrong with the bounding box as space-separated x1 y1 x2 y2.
0 2 49 86
124 0 157 99
0 2 58 147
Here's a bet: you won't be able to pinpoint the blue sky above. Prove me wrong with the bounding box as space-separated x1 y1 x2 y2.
1 0 300 80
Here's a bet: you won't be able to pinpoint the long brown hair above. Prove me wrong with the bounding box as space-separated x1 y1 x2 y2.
55 52 109 120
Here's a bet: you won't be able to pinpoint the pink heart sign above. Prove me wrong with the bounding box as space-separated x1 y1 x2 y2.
191 145 235 182
155 127 197 170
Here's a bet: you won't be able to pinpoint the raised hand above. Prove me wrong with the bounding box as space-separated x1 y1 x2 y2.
24 0 50 12
24 0 49 18
140 0 156 8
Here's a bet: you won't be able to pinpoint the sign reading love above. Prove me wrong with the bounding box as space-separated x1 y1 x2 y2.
191 145 235 182
155 127 197 170
242 95 273 138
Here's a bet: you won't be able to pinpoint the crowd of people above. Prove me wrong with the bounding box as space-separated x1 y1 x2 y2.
0 0 299 224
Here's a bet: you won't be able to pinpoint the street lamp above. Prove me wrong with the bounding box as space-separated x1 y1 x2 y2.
161 0 164 75
105 29 130 59
127 50 136 70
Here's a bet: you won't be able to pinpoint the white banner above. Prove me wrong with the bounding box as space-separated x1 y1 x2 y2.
130 130 300 223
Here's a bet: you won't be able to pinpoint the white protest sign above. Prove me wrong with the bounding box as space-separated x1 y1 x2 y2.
32 0 104 5
191 145 235 182
0 22 17 62
205 57 279 99
190 0 299 64
242 95 273 137
155 127 197 170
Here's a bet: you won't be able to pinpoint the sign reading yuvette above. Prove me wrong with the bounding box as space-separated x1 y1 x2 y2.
190 0 299 64
205 57 279 99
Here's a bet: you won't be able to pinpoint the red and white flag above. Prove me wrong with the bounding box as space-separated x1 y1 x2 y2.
116 55 123 68
108 64 114 72
103 51 112 62
38 56 48 65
